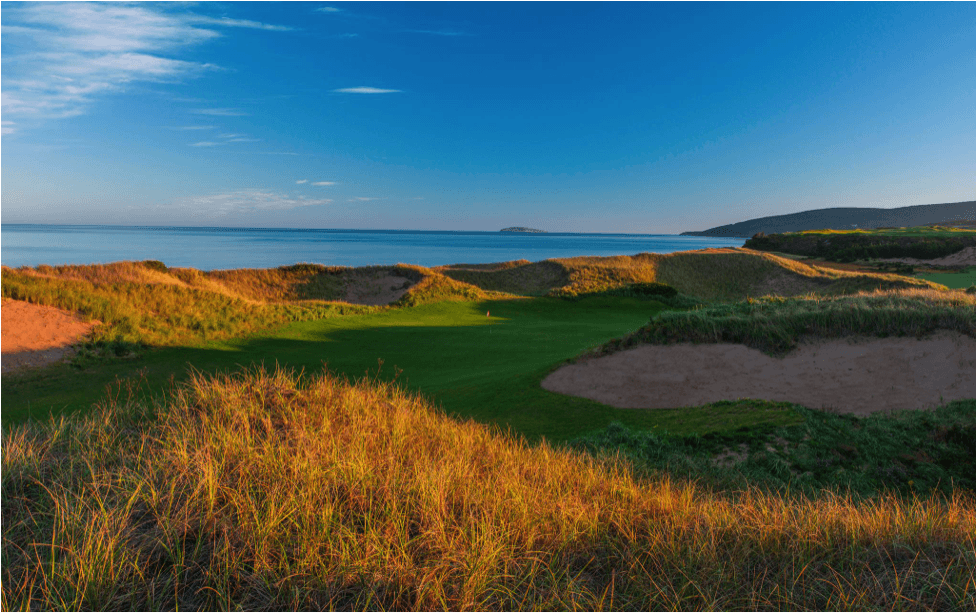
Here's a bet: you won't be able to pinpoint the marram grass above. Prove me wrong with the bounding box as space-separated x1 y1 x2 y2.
3 368 973 611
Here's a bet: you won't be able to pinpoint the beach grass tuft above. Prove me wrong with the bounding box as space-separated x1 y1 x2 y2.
3 367 973 611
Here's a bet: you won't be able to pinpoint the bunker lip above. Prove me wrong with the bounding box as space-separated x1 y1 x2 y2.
1 298 101 373
542 331 976 416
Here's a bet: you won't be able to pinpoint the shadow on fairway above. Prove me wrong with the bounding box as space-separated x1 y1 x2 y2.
2 298 801 441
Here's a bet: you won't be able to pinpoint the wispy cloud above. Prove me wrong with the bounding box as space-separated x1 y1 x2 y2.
170 125 215 130
189 141 220 147
315 7 343 13
2 121 17 136
296 179 308 184
312 181 337 186
186 16 294 32
332 86 401 94
349 197 379 202
1 3 288 126
180 189 331 217
192 108 249 116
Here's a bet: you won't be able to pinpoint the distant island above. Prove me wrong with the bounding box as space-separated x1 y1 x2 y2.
681 200 976 237
501 227 546 233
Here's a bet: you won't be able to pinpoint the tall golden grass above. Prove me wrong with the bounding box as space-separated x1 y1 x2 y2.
597 287 975 357
3 368 973 610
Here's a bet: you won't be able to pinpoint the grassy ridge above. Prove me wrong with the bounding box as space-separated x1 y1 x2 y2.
442 250 939 301
595 288 975 357
1 263 372 347
0 261 492 347
3 367 973 611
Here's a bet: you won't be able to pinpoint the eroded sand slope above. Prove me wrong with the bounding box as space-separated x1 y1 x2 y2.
1 299 100 373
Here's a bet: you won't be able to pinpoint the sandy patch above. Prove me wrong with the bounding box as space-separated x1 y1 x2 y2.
542 332 975 416
2 299 101 373
343 274 413 306
876 246 975 267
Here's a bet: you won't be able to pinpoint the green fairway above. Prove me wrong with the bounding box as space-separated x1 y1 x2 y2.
1 296 801 441
915 266 976 289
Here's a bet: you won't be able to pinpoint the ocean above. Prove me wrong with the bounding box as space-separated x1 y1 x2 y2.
1 224 746 270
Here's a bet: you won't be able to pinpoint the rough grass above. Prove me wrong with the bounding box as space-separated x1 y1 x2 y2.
574 399 976 499
591 287 975 358
3 368 973 611
441 250 938 302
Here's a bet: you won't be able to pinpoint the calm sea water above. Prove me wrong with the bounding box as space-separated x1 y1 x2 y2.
1 224 745 270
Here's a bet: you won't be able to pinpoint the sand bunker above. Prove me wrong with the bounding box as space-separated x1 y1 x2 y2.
877 245 975 267
542 332 975 416
1 299 101 373
343 273 413 306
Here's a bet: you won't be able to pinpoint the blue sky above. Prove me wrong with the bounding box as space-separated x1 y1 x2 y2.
2 1 974 233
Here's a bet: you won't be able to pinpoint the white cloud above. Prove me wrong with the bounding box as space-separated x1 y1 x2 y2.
350 197 379 202
296 179 308 184
332 86 401 94
1 3 287 126
189 141 220 147
181 189 332 216
316 7 343 13
312 181 337 186
186 16 294 32
226 137 261 142
171 125 215 130
192 108 248 116
2 121 17 135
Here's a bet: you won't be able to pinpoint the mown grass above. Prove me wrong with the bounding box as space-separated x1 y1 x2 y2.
3 367 973 611
575 399 975 499
596 288 975 357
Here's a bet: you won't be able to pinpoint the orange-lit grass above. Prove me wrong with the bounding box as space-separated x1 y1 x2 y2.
3 368 973 610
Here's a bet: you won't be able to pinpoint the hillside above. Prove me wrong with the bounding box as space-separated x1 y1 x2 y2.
681 201 975 237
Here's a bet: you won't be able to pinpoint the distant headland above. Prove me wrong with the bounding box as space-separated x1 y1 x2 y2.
681 201 975 237
500 227 546 233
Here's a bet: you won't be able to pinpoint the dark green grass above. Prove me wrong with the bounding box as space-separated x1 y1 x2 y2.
915 266 976 290
574 399 976 499
1 297 800 441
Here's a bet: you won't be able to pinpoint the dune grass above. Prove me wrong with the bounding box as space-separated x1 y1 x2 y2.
596 288 975 357
441 249 938 302
3 367 973 611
